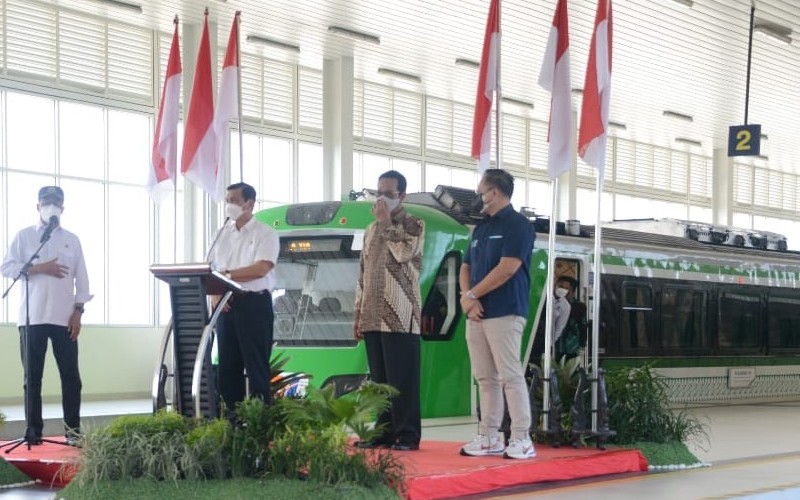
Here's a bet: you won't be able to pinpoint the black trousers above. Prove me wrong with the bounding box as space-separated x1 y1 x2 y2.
217 292 274 414
363 332 421 446
19 324 82 438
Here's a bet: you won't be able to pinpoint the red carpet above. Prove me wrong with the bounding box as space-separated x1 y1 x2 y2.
1 437 647 497
1 438 80 488
395 440 647 499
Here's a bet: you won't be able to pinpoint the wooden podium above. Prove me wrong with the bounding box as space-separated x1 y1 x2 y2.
150 263 242 420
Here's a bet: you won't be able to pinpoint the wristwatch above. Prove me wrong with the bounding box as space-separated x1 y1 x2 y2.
224 271 232 280
74 304 85 314
466 290 477 300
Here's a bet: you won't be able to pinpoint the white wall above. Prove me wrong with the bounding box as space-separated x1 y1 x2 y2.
0 325 162 406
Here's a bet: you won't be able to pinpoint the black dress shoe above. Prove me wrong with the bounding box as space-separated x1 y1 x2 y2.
354 438 392 449
390 442 419 451
26 436 43 445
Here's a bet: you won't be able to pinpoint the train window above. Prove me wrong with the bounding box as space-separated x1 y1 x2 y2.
661 287 707 350
272 242 361 346
767 295 800 350
621 283 653 350
718 292 761 350
421 253 461 339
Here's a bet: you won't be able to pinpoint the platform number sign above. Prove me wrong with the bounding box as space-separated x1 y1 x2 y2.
728 124 761 157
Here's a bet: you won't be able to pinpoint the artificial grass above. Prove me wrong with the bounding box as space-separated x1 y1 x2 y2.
630 440 704 468
0 458 34 488
59 476 401 499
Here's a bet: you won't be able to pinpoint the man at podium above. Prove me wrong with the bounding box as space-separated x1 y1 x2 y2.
209 182 279 420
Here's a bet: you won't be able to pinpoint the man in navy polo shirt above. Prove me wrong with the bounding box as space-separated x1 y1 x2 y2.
458 169 536 460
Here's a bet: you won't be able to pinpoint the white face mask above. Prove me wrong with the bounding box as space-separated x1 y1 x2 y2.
555 287 569 299
225 202 244 221
39 204 62 223
379 196 401 213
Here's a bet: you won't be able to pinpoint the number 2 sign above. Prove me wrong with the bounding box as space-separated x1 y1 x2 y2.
728 124 761 157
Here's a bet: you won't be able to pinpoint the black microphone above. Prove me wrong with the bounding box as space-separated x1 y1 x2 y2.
40 215 59 243
205 217 230 262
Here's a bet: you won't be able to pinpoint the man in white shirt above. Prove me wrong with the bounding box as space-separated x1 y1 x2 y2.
210 182 279 419
1 186 92 445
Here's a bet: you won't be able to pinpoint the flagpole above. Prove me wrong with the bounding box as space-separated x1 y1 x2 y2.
234 11 244 183
591 172 604 432
494 0 502 171
542 178 558 428
171 14 179 264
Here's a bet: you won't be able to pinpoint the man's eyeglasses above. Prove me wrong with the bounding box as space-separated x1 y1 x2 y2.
376 191 400 199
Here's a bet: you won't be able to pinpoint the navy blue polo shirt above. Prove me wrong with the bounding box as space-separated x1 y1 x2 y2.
464 204 535 319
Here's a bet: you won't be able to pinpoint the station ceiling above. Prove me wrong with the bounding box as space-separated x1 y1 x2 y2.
57 0 800 172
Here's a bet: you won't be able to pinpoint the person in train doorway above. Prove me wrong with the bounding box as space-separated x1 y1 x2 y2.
1 186 92 446
552 276 573 359
210 182 280 422
555 276 586 360
353 170 425 451
459 169 537 460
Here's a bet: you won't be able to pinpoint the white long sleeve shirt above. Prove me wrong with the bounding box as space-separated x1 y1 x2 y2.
553 296 571 341
1 222 92 327
209 217 279 293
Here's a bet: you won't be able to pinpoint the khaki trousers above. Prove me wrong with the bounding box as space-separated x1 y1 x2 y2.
466 315 531 440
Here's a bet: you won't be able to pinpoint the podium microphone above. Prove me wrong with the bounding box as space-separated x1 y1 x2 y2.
40 216 59 243
205 217 230 262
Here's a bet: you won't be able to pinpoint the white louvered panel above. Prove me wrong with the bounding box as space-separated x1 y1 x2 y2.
5 0 56 79
767 170 782 210
501 113 526 168
781 173 796 212
528 118 548 173
0 4 4 67
614 139 635 185
263 59 293 127
298 67 322 131
652 147 670 192
733 164 753 205
353 80 364 139
752 167 769 208
107 22 152 102
362 81 391 144
452 102 473 159
689 154 710 199
392 89 421 150
669 150 688 194
425 97 453 154
634 143 654 188
240 53 262 122
58 11 105 89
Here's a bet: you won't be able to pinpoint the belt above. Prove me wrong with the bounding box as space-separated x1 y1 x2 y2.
241 289 270 295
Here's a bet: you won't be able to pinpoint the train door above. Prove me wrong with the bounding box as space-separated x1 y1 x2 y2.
527 256 588 366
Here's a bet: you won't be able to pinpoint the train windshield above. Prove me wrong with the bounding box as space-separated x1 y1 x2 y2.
271 233 363 346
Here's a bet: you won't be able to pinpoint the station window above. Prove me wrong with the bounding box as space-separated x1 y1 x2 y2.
421 253 461 339
620 283 653 350
661 287 707 350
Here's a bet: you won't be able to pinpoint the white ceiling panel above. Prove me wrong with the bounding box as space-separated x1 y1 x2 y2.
47 0 800 171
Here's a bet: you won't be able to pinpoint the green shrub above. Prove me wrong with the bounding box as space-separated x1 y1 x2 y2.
605 364 708 447
184 418 232 479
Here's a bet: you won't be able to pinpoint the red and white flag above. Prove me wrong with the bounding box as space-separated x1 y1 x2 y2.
147 17 181 204
578 0 613 176
471 0 499 174
215 13 241 185
181 11 222 202
538 0 573 180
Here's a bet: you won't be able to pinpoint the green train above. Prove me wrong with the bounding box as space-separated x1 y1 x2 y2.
259 186 800 416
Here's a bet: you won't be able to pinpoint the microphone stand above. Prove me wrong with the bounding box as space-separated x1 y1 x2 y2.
1 228 69 452
205 217 229 263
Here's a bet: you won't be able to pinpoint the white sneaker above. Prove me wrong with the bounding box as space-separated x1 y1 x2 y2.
503 437 536 459
460 434 505 456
